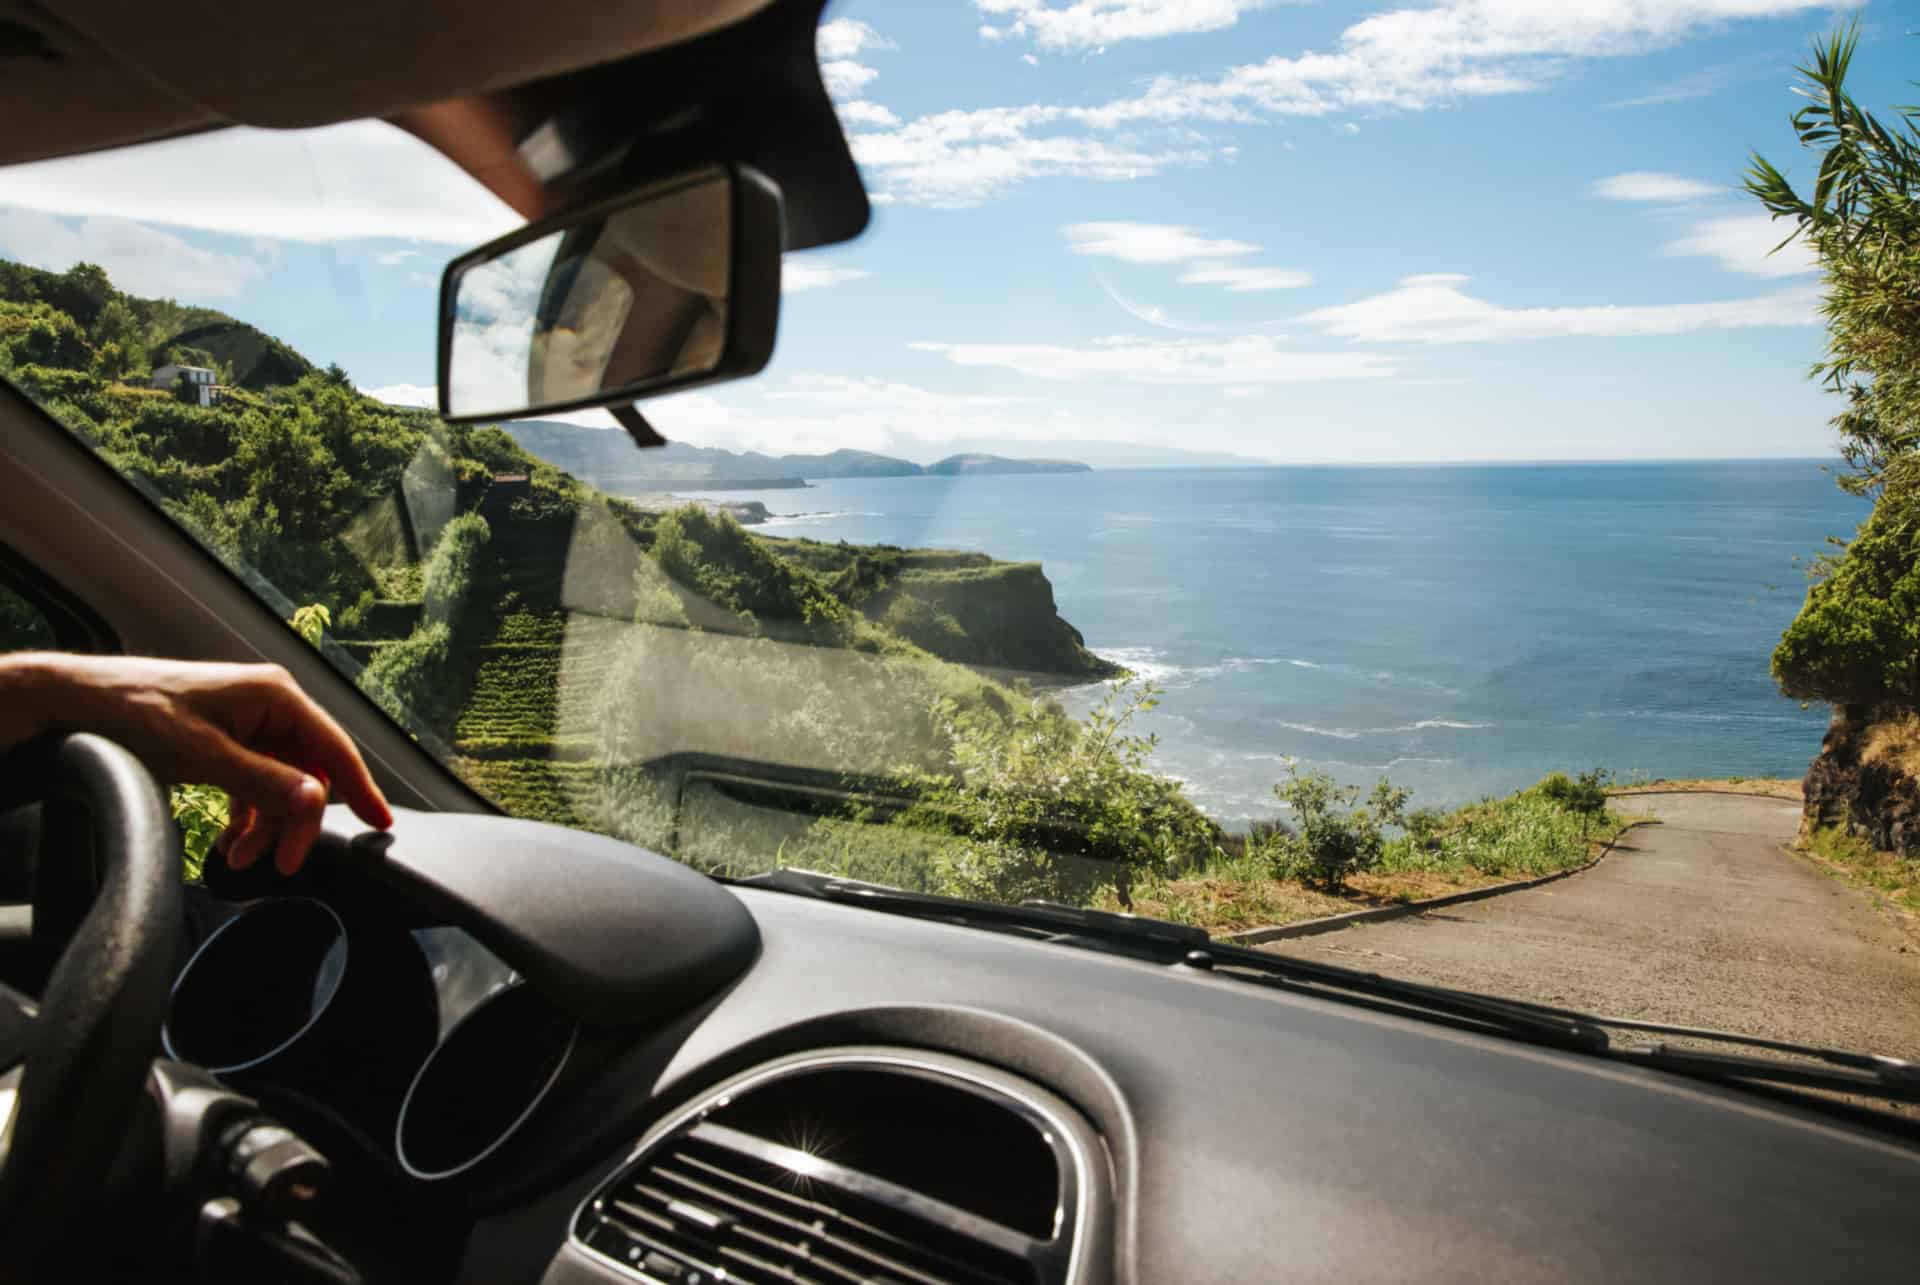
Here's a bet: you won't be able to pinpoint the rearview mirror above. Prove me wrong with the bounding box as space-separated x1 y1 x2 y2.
438 164 783 423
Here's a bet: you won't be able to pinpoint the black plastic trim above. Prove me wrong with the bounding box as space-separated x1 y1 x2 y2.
566 1046 1104 1285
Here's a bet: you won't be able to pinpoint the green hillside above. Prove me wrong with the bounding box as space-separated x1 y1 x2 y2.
0 257 1201 901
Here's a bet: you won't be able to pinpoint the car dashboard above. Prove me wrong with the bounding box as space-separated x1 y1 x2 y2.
176 806 1920 1285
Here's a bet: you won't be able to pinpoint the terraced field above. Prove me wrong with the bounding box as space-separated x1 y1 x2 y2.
339 504 636 829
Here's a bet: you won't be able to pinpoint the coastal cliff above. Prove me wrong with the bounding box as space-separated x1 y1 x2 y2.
1802 706 1920 856
863 558 1120 683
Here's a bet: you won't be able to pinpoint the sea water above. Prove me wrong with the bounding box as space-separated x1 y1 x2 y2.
688 461 1869 824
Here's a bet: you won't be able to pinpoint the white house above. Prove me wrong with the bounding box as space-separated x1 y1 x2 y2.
151 363 222 407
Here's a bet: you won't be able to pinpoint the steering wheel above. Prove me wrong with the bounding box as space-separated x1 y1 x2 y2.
0 732 183 1273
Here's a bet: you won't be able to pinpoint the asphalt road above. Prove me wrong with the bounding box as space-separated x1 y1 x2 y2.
1261 793 1920 1063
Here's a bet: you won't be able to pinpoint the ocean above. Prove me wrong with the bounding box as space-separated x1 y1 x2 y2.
685 461 1869 825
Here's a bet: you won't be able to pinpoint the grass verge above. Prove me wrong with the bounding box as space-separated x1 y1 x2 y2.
1796 826 1920 922
1096 789 1636 935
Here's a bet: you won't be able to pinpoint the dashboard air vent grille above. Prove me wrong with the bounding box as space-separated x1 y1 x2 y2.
579 1121 1040 1284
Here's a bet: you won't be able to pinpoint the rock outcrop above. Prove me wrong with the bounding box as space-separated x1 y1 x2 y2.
1802 704 1920 856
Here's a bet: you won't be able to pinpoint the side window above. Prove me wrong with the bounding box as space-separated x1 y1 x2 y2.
0 583 56 652
0 546 108 654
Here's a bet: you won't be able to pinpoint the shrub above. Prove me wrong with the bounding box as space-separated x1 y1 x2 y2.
885 677 1221 907
359 621 452 726
422 512 490 626
1260 763 1405 891
1534 768 1611 818
651 505 844 635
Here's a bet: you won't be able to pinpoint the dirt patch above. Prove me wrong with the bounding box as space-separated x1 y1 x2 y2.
1611 778 1803 802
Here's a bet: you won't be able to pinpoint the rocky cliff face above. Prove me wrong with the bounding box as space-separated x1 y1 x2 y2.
1803 704 1920 856
870 562 1122 683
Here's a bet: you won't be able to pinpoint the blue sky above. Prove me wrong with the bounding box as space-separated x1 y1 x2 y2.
0 0 1905 464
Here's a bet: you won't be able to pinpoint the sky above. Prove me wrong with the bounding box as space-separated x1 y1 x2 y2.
0 0 1906 465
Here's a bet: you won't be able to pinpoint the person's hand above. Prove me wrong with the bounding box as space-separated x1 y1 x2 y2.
0 653 392 874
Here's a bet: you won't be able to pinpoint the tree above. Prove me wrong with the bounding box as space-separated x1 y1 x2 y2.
44 262 112 329
1746 28 1920 706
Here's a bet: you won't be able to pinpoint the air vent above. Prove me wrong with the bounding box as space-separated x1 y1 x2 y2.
574 1052 1093 1285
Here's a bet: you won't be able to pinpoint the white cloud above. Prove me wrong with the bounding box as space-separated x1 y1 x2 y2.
836 100 901 128
360 381 614 427
1062 221 1310 291
1177 261 1313 290
1593 171 1721 202
767 373 1036 410
911 334 1399 383
976 1 1275 52
0 207 264 300
1064 221 1258 263
1302 272 1819 343
362 382 438 408
1341 122 1361 134
375 248 421 265
1022 53 1039 66
639 377 1126 457
817 18 894 59
852 110 1205 207
0 121 518 245
860 2 1840 205
1662 212 1819 278
784 261 872 291
1222 385 1265 397
818 18 901 137
1604 50 1783 109
821 59 881 98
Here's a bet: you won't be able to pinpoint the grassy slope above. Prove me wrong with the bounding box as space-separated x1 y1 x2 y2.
1106 792 1636 934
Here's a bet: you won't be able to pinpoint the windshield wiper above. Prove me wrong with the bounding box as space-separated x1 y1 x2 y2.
728 867 1209 961
1206 939 1920 1105
734 867 1920 1106
730 868 1606 1051
1589 1018 1920 1105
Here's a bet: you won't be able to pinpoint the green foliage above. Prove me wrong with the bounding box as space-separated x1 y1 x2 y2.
882 678 1220 907
1746 28 1920 706
1378 775 1625 879
421 512 490 626
652 505 846 635
1803 825 1920 913
1534 768 1612 817
360 621 453 726
1257 762 1405 891
170 784 229 883
2 301 94 370
289 602 331 647
1773 496 1920 704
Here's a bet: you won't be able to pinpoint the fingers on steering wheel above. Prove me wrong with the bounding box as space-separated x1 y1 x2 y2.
221 804 266 871
273 776 329 876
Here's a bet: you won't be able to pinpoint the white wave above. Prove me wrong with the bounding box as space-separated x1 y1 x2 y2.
758 509 879 526
1092 646 1185 685
1275 721 1363 740
1403 719 1491 731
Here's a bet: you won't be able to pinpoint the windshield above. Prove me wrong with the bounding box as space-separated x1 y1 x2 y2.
4 4 1917 1072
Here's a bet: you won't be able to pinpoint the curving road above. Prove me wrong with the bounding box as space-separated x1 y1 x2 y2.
1260 793 1920 1063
